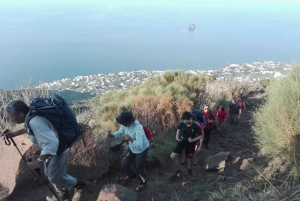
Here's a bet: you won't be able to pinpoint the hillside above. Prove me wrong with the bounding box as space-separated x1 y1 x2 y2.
38 61 290 95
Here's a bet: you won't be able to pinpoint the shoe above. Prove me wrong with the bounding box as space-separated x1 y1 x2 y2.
136 183 147 192
46 190 70 201
193 158 198 166
169 170 182 179
181 156 187 164
72 180 87 201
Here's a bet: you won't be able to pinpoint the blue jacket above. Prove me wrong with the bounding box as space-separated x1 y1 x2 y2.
113 120 149 153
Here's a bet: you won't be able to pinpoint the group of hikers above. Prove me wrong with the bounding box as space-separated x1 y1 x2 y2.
0 97 246 200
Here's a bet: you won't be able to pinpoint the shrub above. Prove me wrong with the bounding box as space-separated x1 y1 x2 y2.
96 71 214 137
252 64 300 173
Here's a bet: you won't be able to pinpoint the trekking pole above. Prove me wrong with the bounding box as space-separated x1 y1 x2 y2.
26 158 61 201
117 141 128 184
108 130 112 184
3 129 41 187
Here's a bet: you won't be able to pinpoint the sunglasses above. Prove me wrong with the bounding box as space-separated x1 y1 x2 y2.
204 108 209 110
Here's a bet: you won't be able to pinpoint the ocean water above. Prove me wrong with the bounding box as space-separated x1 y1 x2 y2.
0 1 299 89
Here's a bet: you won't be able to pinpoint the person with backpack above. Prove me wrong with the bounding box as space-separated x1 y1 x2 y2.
107 111 149 192
3 99 86 201
181 112 204 165
169 111 202 179
215 105 228 132
202 105 216 149
228 99 242 131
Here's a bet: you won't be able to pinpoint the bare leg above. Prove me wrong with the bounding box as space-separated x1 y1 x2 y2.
170 153 180 171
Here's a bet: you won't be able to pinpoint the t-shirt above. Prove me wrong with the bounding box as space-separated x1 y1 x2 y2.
216 110 228 122
229 103 240 114
203 111 215 129
177 121 201 140
239 102 245 110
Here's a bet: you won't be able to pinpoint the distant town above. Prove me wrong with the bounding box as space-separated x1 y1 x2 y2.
38 61 290 95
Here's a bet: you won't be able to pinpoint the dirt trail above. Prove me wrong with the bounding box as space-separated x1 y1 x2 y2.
1 98 263 201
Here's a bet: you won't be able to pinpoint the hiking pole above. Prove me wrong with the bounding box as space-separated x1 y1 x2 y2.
26 158 61 201
117 140 128 184
108 130 112 184
3 129 41 187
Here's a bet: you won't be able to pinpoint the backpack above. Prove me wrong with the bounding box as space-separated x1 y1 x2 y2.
143 125 152 140
24 94 83 155
179 121 199 140
191 109 206 125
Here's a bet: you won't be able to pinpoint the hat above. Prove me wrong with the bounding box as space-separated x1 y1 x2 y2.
116 111 135 125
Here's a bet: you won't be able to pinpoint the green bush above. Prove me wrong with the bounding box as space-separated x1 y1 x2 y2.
96 71 215 136
252 64 300 172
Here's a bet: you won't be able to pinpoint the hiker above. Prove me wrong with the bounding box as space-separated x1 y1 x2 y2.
228 99 242 131
237 97 246 115
169 111 202 179
202 105 216 149
107 111 149 192
2 100 86 201
181 112 204 165
215 106 228 132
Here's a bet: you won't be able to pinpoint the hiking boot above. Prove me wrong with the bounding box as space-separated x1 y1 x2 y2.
169 170 182 179
46 190 70 201
181 156 187 164
136 183 147 192
72 180 87 201
193 158 198 166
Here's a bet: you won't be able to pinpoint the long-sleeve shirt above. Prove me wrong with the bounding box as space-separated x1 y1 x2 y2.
113 120 149 153
27 116 59 156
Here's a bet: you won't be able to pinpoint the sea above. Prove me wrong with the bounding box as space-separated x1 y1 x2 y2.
0 1 299 89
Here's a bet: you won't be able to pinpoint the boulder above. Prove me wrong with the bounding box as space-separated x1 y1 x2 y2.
97 184 138 201
204 152 231 170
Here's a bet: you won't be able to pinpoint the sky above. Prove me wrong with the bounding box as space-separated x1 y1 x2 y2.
0 0 299 89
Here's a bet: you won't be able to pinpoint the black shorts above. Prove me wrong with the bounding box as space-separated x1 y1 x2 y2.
173 140 197 158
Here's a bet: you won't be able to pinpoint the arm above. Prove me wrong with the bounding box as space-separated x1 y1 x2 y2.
113 126 126 138
1 128 25 138
175 129 182 141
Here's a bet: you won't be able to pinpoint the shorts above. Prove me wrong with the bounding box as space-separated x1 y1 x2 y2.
173 140 196 158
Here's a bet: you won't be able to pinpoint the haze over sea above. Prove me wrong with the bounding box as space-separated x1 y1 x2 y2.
0 0 299 89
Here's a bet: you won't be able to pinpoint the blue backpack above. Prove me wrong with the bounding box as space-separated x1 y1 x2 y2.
191 109 206 125
24 94 84 155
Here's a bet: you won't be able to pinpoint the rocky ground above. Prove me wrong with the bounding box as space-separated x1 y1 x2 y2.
0 97 264 201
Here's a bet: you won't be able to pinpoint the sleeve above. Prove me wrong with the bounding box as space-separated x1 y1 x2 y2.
195 123 202 136
199 123 204 130
113 125 126 138
202 116 206 125
29 117 59 156
130 124 145 151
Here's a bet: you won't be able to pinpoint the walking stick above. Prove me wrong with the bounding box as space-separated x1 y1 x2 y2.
3 129 41 186
3 129 60 201
26 158 61 201
108 131 112 184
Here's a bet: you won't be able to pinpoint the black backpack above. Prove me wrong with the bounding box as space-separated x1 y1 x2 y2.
24 94 84 155
179 120 199 140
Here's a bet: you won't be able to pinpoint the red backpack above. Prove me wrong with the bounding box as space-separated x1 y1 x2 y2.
143 125 152 140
